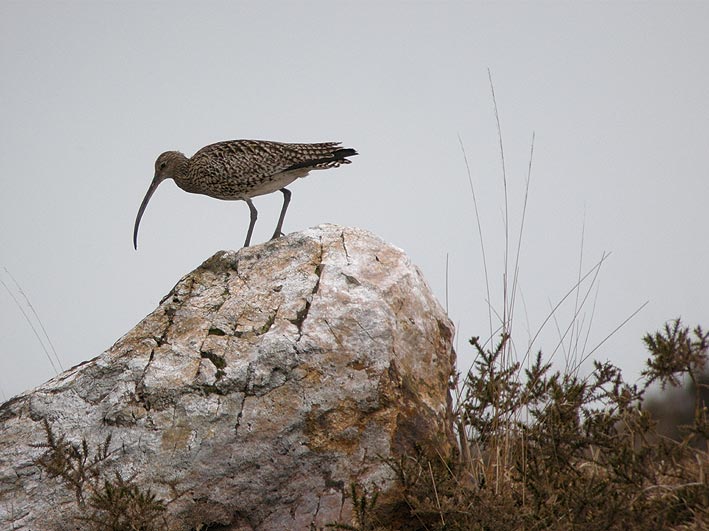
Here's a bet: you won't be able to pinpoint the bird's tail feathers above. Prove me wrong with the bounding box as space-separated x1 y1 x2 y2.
287 147 358 171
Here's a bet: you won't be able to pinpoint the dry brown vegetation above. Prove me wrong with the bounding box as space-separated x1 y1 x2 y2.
34 421 166 531
353 319 709 531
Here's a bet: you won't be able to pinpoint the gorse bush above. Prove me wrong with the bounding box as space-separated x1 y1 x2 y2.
643 321 709 443
370 318 709 531
34 421 166 531
34 419 112 506
327 484 383 531
85 474 166 531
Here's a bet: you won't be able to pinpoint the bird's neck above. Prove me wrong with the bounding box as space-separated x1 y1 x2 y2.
173 154 206 194
172 154 191 184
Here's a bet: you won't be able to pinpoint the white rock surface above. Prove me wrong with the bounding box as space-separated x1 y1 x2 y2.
0 224 456 530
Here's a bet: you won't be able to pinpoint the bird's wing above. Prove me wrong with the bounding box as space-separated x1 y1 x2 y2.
191 140 351 179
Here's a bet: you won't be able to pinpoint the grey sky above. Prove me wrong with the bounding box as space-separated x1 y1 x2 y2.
1 1 707 400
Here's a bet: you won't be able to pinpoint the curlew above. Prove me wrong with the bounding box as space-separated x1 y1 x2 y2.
133 139 357 249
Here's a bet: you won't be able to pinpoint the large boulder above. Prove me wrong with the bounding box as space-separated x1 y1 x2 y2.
0 224 456 530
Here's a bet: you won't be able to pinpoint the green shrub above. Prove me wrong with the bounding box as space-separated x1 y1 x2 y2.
34 421 166 531
350 320 708 530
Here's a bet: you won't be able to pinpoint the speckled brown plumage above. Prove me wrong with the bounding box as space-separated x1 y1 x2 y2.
133 139 357 249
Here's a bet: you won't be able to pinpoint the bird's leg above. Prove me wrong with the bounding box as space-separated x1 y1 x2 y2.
271 188 292 240
244 199 258 247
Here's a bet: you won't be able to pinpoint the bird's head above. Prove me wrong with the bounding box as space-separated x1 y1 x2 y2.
133 151 187 250
153 151 185 182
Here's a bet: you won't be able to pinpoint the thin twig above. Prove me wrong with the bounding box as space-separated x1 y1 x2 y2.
428 461 445 527
549 251 607 367
487 69 510 345
445 252 450 315
5 267 63 371
576 300 649 369
581 274 602 360
508 132 535 337
521 252 611 368
458 134 493 341
570 211 586 360
0 274 59 375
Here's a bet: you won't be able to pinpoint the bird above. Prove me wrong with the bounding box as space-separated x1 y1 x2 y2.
133 139 357 249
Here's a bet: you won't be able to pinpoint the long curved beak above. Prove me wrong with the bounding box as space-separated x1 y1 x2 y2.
133 175 163 250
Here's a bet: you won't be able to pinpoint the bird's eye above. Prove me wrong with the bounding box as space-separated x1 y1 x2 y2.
159 162 167 169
